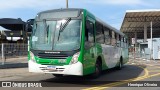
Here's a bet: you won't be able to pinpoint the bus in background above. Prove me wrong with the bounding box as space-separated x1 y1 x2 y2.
28 8 129 78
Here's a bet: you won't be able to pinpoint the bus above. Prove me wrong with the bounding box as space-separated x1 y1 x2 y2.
28 8 129 77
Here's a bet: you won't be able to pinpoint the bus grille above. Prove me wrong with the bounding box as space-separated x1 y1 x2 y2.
37 53 68 59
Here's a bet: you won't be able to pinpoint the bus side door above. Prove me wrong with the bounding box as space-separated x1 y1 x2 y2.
83 17 96 75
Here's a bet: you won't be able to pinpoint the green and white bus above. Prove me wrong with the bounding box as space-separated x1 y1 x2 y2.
28 8 129 77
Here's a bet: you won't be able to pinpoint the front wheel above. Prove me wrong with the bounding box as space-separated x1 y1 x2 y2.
92 61 102 78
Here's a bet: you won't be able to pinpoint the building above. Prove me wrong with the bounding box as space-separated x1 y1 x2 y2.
121 9 160 60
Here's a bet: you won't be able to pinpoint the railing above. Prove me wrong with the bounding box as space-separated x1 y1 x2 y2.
129 50 151 60
0 43 28 65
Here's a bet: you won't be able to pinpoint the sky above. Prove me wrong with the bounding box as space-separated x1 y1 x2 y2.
0 0 160 29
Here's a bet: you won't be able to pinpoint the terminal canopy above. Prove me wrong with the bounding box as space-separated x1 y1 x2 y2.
121 9 160 39
0 18 25 31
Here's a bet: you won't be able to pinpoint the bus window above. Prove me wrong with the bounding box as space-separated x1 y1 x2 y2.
96 21 104 44
85 20 94 48
115 33 117 43
124 38 128 48
111 31 116 46
116 34 120 47
121 37 124 47
104 27 111 45
123 37 125 42
119 35 121 42
126 38 128 48
117 34 119 41
119 35 121 47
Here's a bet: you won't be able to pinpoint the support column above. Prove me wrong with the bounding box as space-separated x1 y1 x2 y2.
150 21 153 60
66 0 68 8
135 32 137 45
144 23 147 42
1 43 4 65
134 32 137 59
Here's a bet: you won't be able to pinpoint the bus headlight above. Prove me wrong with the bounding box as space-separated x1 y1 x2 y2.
30 51 36 62
70 52 80 64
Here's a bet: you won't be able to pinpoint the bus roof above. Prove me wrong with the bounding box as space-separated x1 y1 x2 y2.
95 17 125 36
37 8 125 37
84 9 125 37
38 8 83 14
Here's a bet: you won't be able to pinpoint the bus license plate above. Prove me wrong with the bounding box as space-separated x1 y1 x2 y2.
47 66 56 70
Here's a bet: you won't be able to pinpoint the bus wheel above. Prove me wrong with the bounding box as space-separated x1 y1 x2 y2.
92 61 102 78
117 58 123 70
53 74 63 77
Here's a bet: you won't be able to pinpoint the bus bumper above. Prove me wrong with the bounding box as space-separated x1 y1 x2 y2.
28 60 83 76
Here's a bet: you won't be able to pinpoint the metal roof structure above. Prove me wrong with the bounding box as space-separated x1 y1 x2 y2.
1 31 22 37
120 9 160 39
0 18 25 31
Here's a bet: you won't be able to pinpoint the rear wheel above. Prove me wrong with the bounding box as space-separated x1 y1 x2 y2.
92 61 102 78
53 74 63 77
117 58 123 70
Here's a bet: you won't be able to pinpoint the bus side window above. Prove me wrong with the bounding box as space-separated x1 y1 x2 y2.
116 34 121 47
119 35 121 47
111 31 116 46
104 27 111 45
115 33 117 46
85 20 94 49
124 38 128 48
96 21 104 44
121 37 124 48
124 38 126 48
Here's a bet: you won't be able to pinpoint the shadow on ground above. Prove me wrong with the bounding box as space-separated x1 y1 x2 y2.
40 64 146 87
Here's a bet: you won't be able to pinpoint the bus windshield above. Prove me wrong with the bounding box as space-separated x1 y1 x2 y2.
31 19 81 51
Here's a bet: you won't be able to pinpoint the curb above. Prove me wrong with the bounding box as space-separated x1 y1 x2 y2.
0 63 28 69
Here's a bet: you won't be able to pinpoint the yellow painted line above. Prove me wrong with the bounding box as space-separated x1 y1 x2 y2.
90 73 160 90
95 73 160 90
84 69 160 90
83 66 148 90
148 70 160 72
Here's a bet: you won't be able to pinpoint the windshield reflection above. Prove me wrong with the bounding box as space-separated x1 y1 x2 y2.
31 19 81 51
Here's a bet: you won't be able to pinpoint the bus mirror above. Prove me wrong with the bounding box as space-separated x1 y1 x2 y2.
26 19 34 33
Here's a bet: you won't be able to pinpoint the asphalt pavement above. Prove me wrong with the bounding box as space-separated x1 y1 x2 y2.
0 59 160 90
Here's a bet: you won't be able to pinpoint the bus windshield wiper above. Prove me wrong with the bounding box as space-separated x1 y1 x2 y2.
43 19 49 42
59 18 71 32
58 18 71 40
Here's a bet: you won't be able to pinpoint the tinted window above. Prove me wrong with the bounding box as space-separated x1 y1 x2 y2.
96 21 104 44
104 27 111 45
111 31 116 46
85 20 94 43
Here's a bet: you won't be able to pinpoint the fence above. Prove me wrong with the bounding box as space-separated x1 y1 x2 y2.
129 49 151 60
0 43 28 65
